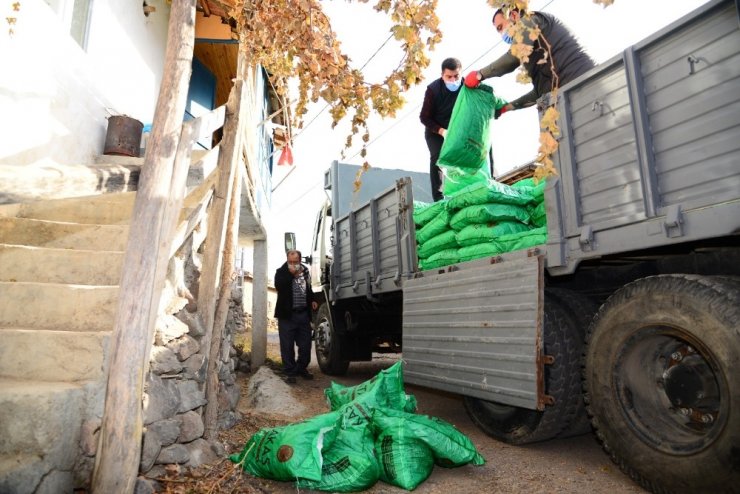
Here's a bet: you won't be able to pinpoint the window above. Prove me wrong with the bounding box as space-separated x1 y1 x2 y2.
45 0 93 49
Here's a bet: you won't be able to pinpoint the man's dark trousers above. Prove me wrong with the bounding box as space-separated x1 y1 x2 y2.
425 131 445 202
278 309 312 376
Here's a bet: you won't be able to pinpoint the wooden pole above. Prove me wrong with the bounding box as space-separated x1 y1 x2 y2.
196 80 245 439
204 168 242 439
91 1 196 492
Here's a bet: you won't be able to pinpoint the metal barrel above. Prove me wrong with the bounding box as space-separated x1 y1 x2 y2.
103 115 143 157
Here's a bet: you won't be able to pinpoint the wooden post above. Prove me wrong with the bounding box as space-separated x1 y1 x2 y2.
204 168 242 439
91 1 196 492
251 239 268 368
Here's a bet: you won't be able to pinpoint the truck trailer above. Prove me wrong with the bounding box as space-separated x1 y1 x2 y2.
299 1 740 491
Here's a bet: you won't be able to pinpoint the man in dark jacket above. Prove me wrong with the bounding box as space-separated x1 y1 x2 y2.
274 249 318 383
464 8 595 112
420 57 463 202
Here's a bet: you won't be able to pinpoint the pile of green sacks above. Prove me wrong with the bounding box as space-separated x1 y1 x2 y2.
414 178 547 270
413 81 548 270
230 362 485 491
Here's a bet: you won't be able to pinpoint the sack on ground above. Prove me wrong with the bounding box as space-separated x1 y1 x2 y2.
229 411 341 482
373 407 485 469
325 361 416 413
450 203 530 231
417 229 458 259
297 416 379 492
374 423 435 490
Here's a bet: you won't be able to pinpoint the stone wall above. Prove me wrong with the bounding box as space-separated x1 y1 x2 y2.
136 224 242 482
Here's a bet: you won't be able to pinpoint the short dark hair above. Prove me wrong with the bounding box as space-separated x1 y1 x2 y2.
492 7 520 23
441 57 461 72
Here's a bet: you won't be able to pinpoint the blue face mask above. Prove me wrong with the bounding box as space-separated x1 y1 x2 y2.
445 80 461 91
502 33 514 45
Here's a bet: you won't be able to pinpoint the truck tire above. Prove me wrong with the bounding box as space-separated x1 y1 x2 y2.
546 287 598 438
464 302 583 444
584 275 740 493
314 303 349 376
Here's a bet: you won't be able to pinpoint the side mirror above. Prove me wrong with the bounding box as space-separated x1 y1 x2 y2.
284 232 296 253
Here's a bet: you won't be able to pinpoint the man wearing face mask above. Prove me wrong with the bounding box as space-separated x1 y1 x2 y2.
420 57 463 202
464 8 595 113
274 249 318 383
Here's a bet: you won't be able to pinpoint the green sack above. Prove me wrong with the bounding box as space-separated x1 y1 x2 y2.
437 84 507 171
325 361 417 413
511 177 546 203
413 200 447 227
447 180 534 210
530 201 547 228
229 411 341 482
419 248 459 270
455 222 530 247
375 423 435 490
417 229 458 259
449 203 530 231
297 417 379 492
373 407 485 469
415 208 452 244
494 226 548 253
442 167 490 197
457 242 502 262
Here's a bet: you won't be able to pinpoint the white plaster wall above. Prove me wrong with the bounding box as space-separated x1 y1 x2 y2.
0 0 170 167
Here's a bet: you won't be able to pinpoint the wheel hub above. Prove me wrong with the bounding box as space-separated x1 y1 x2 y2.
662 355 717 409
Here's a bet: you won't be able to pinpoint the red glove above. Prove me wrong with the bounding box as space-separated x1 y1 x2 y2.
464 71 481 88
494 104 511 119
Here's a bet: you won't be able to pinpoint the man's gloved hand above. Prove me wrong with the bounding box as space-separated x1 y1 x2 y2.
464 71 481 88
494 103 512 119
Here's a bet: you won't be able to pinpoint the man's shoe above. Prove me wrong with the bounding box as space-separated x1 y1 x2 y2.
299 370 314 380
285 375 297 384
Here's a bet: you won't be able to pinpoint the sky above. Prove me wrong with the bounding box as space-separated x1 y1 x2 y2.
254 0 708 276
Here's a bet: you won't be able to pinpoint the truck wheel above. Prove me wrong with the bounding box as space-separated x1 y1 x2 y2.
464 302 582 444
584 275 740 493
546 287 598 438
314 303 349 376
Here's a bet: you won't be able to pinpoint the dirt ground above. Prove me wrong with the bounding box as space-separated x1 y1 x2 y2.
155 343 647 494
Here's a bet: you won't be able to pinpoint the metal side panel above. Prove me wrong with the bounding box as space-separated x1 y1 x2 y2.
403 253 544 410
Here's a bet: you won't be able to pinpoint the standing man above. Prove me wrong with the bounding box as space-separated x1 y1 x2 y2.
274 249 318 383
420 57 463 202
464 8 595 113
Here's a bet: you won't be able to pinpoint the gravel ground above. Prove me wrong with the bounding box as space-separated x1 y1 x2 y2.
218 344 647 494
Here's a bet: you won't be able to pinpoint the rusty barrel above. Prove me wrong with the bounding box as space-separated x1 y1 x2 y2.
104 115 143 157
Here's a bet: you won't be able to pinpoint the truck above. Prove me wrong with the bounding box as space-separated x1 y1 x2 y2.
298 1 740 492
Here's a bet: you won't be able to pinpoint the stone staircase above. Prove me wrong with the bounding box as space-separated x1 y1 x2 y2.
0 192 135 493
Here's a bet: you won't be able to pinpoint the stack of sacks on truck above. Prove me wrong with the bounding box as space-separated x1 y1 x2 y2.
230 362 485 491
414 177 547 270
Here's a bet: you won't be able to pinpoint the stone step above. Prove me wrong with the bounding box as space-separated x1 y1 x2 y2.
0 162 141 205
0 379 85 493
0 329 111 382
0 244 123 285
0 282 118 332
0 192 135 225
0 217 129 251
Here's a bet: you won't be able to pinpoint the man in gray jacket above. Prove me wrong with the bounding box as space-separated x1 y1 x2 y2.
465 8 595 113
